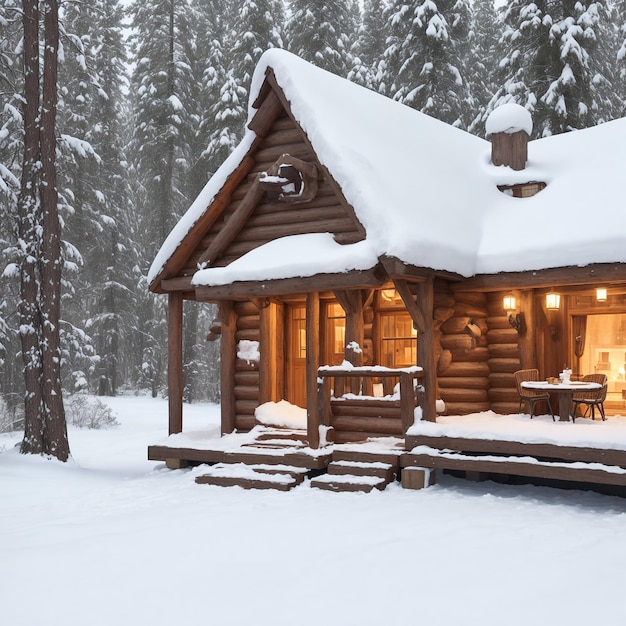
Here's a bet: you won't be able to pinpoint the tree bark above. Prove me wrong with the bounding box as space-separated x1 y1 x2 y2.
19 0 69 461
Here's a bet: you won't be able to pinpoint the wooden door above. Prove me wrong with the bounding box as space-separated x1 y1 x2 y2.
286 304 307 407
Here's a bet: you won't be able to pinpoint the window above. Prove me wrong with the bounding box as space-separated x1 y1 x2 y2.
380 312 417 367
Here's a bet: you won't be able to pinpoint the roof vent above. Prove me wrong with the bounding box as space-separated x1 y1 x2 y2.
486 103 532 171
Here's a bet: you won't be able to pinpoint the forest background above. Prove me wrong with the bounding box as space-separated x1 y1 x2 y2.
1 0 625 431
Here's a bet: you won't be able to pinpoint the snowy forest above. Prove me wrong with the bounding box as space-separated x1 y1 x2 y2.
1 0 625 434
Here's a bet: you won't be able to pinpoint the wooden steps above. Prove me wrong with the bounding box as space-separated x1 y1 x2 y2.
309 448 400 493
195 462 309 491
402 445 626 487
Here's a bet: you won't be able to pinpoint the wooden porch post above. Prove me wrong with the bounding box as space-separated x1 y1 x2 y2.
418 277 437 422
519 289 537 370
219 300 237 435
168 292 184 435
335 290 364 393
306 291 320 448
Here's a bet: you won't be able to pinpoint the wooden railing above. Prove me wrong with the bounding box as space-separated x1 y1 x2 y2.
317 366 424 443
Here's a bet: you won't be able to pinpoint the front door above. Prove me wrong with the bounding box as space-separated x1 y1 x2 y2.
285 301 346 408
286 304 307 407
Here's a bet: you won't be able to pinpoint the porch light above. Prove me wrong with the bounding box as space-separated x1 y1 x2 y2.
546 292 561 310
503 294 525 335
596 287 607 302
503 295 516 313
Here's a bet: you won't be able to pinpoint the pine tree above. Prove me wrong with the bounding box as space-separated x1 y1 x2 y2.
486 1 618 138
468 0 500 133
285 1 358 76
384 0 473 128
17 0 69 461
349 0 388 92
60 0 136 396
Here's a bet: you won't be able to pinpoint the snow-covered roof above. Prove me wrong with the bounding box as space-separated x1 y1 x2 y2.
148 49 626 287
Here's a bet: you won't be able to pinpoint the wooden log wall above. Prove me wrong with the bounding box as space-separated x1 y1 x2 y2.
486 292 521 414
437 289 490 415
181 115 363 275
233 300 261 431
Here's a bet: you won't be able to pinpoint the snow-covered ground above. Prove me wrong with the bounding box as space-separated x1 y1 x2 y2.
2 394 626 626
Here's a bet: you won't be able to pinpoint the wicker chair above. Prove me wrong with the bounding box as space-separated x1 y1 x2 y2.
514 369 555 421
572 374 608 421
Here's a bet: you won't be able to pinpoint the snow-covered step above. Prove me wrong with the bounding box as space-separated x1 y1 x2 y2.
195 462 307 491
327 460 396 481
309 472 388 493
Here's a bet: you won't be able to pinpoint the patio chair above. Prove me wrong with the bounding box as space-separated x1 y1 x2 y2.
514 369 555 421
572 374 608 421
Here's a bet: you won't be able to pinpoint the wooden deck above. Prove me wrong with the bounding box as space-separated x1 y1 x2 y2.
149 413 626 493
404 414 626 488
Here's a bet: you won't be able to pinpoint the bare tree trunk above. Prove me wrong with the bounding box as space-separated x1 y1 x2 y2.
19 0 69 461
19 0 45 455
39 0 68 460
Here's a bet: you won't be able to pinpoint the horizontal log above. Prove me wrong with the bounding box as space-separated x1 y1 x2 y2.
440 333 475 352
254 143 313 164
438 377 489 390
454 291 488 307
437 349 453 374
234 414 256 431
486 316 512 330
331 402 402 419
487 329 519 346
331 431 381 444
330 415 403 436
234 385 260 401
449 347 489 363
434 292 455 307
487 388 519 403
236 314 260 330
434 306 455 323
234 371 260 386
255 126 303 149
235 328 260 342
490 402 521 415
442 401 491 415
487 357 521 373
488 372 516 388
439 388 489 403
234 217 358 243
440 317 471 334
488 343 520 358
235 300 260 316
235 400 259 415
235 360 259 372
453 302 488 318
439 361 491 377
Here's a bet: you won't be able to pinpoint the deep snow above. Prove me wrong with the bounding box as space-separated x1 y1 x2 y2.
2 394 626 626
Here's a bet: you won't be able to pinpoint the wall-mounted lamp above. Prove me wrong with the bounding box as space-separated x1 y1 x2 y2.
596 287 607 302
545 291 561 310
503 295 525 335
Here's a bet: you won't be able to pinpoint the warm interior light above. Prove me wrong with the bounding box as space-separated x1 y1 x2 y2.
503 295 516 312
546 292 561 310
381 288 399 302
596 288 607 302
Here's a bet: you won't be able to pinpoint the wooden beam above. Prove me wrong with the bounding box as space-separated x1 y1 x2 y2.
306 291 321 448
194 268 386 300
219 301 237 435
197 178 264 267
247 88 284 137
149 155 256 293
453 263 626 292
168 292 184 435
418 277 437 423
394 279 425 334
161 276 194 292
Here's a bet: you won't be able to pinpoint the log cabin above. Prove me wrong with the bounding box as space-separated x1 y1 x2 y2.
147 49 626 491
